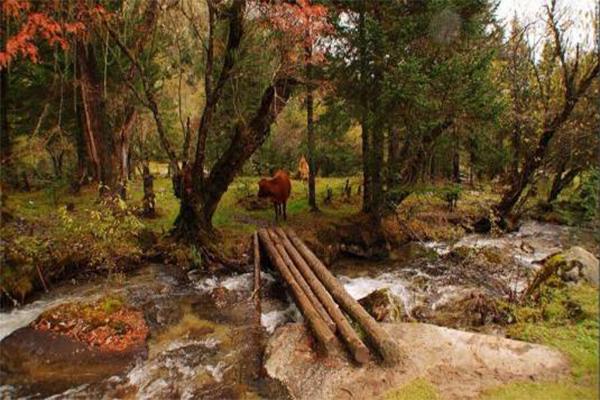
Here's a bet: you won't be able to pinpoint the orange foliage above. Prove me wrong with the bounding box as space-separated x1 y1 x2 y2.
0 0 89 68
260 0 332 68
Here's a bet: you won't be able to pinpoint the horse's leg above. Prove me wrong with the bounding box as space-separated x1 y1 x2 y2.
283 202 287 220
274 202 279 222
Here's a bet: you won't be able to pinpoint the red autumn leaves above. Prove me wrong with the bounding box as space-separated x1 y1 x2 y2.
261 0 332 68
0 0 92 68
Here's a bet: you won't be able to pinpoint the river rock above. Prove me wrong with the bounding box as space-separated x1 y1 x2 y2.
0 326 147 396
416 289 506 329
358 288 405 322
264 323 568 400
558 246 599 286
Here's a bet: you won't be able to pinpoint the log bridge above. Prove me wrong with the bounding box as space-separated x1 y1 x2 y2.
254 227 402 365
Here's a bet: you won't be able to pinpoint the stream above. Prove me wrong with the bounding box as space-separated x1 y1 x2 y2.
334 220 575 317
0 221 588 399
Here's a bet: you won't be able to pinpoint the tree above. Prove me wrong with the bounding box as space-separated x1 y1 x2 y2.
545 77 599 203
110 1 302 241
268 0 331 211
78 1 161 197
502 16 537 178
0 0 84 186
495 0 600 217
328 0 499 218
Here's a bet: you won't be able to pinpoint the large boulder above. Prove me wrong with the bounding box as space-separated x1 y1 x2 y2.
358 288 406 323
264 323 568 400
558 246 599 286
0 326 147 396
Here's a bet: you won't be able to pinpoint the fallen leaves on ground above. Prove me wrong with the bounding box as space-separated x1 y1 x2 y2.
31 297 148 352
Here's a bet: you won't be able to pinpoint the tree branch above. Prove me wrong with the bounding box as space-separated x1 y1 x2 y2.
105 21 180 171
191 0 246 184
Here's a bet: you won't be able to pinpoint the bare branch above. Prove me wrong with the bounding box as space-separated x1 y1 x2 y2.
546 1 574 98
104 19 180 171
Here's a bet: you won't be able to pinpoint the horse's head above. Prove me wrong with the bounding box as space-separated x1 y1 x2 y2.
257 178 269 198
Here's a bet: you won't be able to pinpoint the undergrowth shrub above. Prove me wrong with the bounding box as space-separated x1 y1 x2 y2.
577 168 599 221
1 200 145 305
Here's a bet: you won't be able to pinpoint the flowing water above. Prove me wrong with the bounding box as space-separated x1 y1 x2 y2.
0 265 290 399
333 221 578 316
0 221 589 399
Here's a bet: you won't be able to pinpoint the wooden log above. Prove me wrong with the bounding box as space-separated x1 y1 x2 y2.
257 229 336 350
274 228 371 364
285 228 404 365
266 229 337 333
253 231 261 326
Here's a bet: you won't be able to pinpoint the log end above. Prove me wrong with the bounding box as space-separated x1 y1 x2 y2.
353 346 371 364
379 338 406 367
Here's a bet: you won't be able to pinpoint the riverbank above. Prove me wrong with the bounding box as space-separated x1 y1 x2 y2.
1 176 598 399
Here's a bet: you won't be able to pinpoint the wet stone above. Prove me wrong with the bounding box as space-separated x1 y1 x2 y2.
0 326 147 397
359 288 406 322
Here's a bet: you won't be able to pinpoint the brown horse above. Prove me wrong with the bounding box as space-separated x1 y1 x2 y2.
258 170 292 221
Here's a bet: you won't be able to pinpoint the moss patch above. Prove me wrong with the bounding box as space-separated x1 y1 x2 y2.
494 283 599 399
380 379 440 400
481 381 597 400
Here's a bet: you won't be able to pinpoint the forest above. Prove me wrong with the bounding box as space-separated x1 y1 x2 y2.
0 0 598 399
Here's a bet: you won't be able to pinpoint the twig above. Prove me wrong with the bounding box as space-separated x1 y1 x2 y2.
35 264 50 293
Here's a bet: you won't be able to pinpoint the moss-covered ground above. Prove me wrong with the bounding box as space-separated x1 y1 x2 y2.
481 283 599 400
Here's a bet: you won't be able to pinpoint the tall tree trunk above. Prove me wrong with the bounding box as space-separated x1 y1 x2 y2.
452 130 460 183
306 43 318 211
429 150 436 181
0 66 10 183
510 123 521 176
370 108 384 217
78 41 119 195
387 127 400 187
358 0 372 213
74 98 91 186
116 108 137 198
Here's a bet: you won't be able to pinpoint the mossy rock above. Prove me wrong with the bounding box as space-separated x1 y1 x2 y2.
396 242 439 262
358 288 405 322
421 290 508 329
447 246 473 261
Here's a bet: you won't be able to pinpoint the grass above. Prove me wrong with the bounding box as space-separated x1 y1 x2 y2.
482 382 597 400
4 168 498 245
482 283 599 400
3 175 358 228
1 173 363 295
